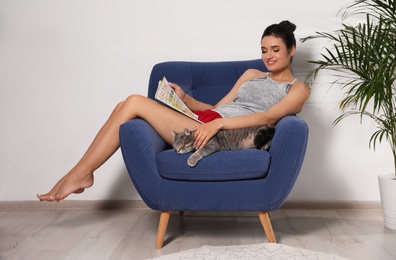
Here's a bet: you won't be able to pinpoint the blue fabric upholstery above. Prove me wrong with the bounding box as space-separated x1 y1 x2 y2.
120 59 308 211
119 59 309 246
157 149 271 181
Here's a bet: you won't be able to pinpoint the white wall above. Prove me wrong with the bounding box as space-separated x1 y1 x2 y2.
0 0 393 201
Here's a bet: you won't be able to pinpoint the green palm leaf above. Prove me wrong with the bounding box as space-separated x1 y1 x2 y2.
302 0 396 174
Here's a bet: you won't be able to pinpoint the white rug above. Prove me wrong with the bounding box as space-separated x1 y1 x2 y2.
151 243 350 260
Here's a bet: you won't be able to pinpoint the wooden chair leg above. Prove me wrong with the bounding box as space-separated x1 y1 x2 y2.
155 211 171 249
258 211 276 243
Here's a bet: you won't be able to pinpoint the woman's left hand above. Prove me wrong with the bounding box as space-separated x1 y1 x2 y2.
193 120 222 149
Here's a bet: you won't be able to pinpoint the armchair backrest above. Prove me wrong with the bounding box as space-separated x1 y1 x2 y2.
147 59 268 105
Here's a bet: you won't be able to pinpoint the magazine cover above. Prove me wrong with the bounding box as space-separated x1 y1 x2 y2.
155 77 202 123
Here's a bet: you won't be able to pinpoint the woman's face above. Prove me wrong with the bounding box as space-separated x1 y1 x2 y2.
261 35 295 72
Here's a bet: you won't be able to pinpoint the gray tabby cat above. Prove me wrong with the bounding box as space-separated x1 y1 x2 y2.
173 126 275 167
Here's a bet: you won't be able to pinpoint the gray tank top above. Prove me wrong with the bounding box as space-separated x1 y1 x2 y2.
213 73 296 118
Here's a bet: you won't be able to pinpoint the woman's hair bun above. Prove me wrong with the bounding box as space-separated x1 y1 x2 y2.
279 20 296 32
262 20 297 49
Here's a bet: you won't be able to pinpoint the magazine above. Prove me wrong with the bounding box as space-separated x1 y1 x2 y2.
155 76 203 123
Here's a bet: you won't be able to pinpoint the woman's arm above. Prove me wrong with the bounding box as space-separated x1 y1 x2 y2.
168 82 214 111
193 81 311 148
221 81 311 128
169 69 264 112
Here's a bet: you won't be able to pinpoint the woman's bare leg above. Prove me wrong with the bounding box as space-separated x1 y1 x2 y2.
37 95 199 202
37 101 125 201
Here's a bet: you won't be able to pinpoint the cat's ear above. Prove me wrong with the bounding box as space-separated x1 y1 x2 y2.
171 130 177 138
184 128 191 136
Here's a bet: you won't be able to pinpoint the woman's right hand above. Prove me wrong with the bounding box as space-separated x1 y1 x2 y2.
169 82 214 112
169 82 187 101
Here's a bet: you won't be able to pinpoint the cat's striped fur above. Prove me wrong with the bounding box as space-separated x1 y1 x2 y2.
173 126 275 167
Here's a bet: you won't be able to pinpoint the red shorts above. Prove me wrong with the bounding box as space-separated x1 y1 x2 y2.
194 110 222 123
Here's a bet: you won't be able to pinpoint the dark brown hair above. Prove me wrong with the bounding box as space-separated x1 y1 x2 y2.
261 20 297 50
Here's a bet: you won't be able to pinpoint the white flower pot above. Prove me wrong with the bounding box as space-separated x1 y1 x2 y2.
378 173 396 230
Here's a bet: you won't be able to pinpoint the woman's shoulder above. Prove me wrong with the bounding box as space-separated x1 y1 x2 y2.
242 69 267 80
289 79 311 97
291 79 311 90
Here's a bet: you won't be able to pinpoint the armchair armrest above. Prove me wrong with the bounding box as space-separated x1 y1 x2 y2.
267 115 309 210
119 119 169 210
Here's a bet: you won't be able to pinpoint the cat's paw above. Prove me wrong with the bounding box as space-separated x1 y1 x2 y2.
187 157 198 167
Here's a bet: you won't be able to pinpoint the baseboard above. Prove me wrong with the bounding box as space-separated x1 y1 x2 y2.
0 200 381 211
0 200 150 211
282 200 381 209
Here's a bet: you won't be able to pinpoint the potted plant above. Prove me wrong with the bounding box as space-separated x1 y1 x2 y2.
302 0 396 229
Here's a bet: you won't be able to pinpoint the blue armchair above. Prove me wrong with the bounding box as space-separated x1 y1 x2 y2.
119 59 309 248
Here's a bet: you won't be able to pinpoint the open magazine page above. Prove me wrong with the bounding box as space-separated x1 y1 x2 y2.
155 77 203 123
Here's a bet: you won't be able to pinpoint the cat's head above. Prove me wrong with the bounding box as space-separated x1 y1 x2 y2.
172 128 196 154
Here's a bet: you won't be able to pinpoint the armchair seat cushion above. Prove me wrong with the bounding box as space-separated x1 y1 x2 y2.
156 149 271 181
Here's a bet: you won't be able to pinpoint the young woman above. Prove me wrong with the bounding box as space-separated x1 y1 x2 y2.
37 20 311 202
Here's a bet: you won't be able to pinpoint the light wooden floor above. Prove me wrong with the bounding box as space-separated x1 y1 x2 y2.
1 202 396 260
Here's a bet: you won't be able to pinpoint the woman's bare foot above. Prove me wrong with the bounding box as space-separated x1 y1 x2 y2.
37 169 94 202
37 175 68 202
